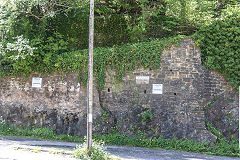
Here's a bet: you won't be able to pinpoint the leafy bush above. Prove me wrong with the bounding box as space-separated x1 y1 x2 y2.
194 13 240 91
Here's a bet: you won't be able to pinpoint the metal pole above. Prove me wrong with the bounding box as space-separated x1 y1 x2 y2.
87 0 94 150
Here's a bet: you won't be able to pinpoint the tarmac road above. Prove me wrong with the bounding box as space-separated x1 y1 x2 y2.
0 136 240 160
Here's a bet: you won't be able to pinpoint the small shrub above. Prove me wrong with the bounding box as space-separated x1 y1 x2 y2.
72 139 112 160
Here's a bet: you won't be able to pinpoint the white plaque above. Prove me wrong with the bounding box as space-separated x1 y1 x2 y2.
32 77 42 88
136 76 149 84
152 84 163 94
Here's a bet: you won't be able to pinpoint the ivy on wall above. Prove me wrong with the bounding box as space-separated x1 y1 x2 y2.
0 36 185 90
194 13 240 91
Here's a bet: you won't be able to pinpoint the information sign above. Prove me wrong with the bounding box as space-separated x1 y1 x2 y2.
136 76 149 84
152 84 163 94
32 77 42 88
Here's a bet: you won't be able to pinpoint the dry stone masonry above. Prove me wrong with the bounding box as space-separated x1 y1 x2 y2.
0 39 239 142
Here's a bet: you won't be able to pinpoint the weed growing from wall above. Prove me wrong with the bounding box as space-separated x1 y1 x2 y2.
138 109 153 125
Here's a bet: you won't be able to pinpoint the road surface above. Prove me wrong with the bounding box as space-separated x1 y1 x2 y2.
0 136 239 160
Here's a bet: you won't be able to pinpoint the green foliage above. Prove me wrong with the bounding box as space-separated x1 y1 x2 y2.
73 139 115 160
2 0 240 53
146 15 196 39
0 35 185 89
0 0 209 54
194 13 240 90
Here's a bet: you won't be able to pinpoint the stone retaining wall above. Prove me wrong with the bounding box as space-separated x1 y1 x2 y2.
0 39 238 142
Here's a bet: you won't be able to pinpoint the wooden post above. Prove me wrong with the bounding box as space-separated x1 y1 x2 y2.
87 0 94 150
